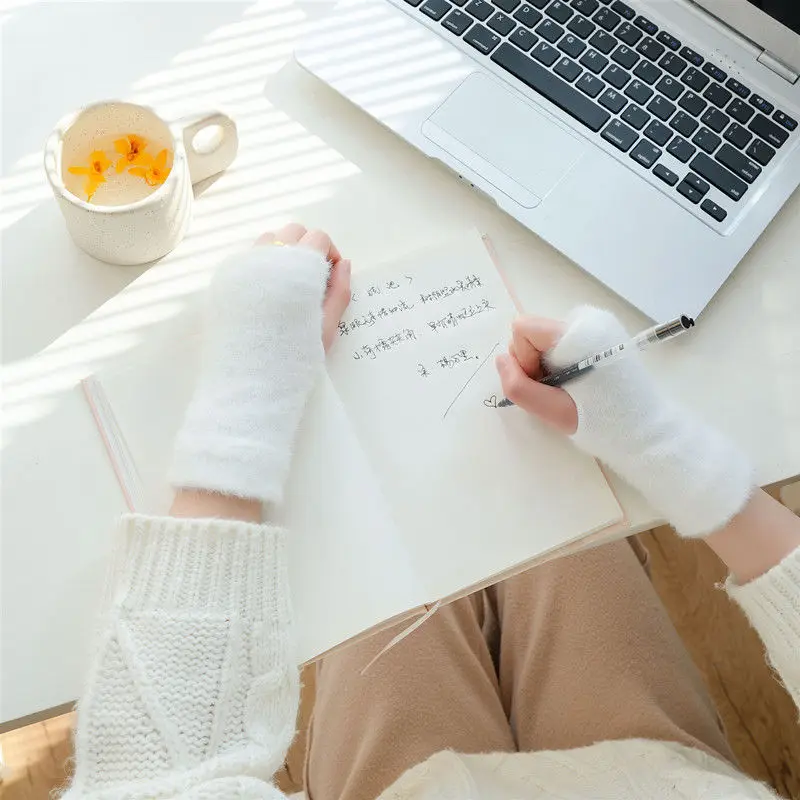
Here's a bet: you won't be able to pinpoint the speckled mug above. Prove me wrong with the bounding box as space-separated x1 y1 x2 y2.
44 101 238 265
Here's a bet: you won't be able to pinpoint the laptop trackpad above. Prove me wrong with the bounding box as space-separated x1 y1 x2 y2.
422 73 585 209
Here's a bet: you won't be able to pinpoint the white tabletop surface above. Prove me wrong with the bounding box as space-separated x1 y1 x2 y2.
2 0 799 725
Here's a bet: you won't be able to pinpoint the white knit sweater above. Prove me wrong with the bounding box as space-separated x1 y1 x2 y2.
63 514 800 800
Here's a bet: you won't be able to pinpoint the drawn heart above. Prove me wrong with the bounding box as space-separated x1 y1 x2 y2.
483 395 498 408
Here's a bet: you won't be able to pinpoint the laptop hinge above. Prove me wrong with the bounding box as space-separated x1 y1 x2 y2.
757 51 800 84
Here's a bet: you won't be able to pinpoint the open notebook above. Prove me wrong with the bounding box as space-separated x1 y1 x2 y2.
84 232 624 663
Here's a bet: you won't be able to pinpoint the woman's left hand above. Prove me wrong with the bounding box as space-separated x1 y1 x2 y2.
256 223 351 351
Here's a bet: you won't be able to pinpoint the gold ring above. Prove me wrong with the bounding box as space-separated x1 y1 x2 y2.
273 240 285 247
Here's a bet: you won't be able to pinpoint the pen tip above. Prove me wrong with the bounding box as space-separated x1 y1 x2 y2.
681 315 695 329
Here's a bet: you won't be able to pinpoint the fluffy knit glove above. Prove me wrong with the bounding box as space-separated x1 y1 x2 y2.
171 245 329 503
546 307 753 538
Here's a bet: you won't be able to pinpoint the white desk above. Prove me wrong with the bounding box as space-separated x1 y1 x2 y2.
2 1 799 726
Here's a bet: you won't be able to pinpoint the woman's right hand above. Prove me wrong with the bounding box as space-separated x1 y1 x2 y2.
495 306 753 541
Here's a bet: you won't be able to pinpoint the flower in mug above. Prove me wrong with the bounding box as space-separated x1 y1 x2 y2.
113 134 149 173
68 150 111 201
129 148 171 187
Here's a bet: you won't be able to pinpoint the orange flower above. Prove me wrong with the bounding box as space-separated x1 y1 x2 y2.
129 148 171 187
113 134 149 173
68 149 111 200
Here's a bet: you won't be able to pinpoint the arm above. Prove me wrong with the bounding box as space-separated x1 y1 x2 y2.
63 225 351 800
497 307 800 709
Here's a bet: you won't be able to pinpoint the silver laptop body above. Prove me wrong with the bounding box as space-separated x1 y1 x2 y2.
296 0 800 319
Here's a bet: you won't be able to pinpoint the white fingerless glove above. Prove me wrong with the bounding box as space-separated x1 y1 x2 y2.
547 307 753 538
171 246 329 503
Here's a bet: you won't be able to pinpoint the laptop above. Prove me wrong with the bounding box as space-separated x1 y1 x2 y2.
295 0 800 319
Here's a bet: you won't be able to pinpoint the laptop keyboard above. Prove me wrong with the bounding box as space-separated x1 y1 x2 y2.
404 0 798 225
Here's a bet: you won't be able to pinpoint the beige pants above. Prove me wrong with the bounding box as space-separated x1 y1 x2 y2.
306 538 735 800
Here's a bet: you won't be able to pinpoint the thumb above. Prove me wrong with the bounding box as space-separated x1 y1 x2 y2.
496 353 578 435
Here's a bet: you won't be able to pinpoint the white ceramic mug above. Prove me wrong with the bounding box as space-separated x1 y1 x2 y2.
44 101 238 265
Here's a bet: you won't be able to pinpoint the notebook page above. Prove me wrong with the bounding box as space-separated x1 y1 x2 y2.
327 232 622 600
94 319 425 663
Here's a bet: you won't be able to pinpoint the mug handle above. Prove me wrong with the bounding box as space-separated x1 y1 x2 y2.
179 112 239 185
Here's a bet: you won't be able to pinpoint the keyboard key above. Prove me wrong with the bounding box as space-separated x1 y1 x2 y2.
647 95 675 121
580 48 608 73
716 142 761 183
625 79 653 105
684 172 709 195
681 67 709 92
616 22 642 45
746 138 775 166
466 0 493 19
536 18 564 41
442 8 473 33
621 103 650 130
599 87 627 113
576 71 604 97
702 62 726 82
773 110 797 132
678 90 706 117
693 126 720 153
404 0 424 7
611 45 639 69
494 0 520 10
633 60 662 85
656 30 680 50
677 178 704 204
656 75 683 101
667 135 696 163
703 84 731 111
554 55 582 81
679 46 703 67
670 110 698 137
529 0 548 7
654 163 679 185
701 199 727 222
422 0 452 19
637 37 665 61
603 64 630 89
491 43 612 130
749 94 773 115
531 40 559 64
748 113 789 148
701 107 729 133
547 0 573 22
559 33 587 57
723 122 752 150
571 0 598 14
509 24 538 49
567 14 595 38
644 118 671 146
464 22 501 51
588 29 616 53
488 9 515 33
727 98 754 124
610 0 634 19
602 118 638 151
593 6 620 31
629 139 662 167
513 4 543 26
725 78 750 99
633 15 657 35
659 52 687 77
690 152 747 200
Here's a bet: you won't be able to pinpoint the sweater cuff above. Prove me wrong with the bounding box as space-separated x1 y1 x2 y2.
726 546 800 667
104 514 290 623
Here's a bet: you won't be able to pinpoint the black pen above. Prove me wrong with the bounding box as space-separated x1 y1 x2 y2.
497 315 695 407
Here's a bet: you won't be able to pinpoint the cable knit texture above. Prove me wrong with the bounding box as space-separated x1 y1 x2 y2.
545 306 754 538
62 514 298 800
171 246 329 504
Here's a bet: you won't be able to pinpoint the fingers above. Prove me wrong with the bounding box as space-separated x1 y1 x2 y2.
255 222 307 247
511 316 566 378
496 352 577 435
322 259 352 352
299 229 343 265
